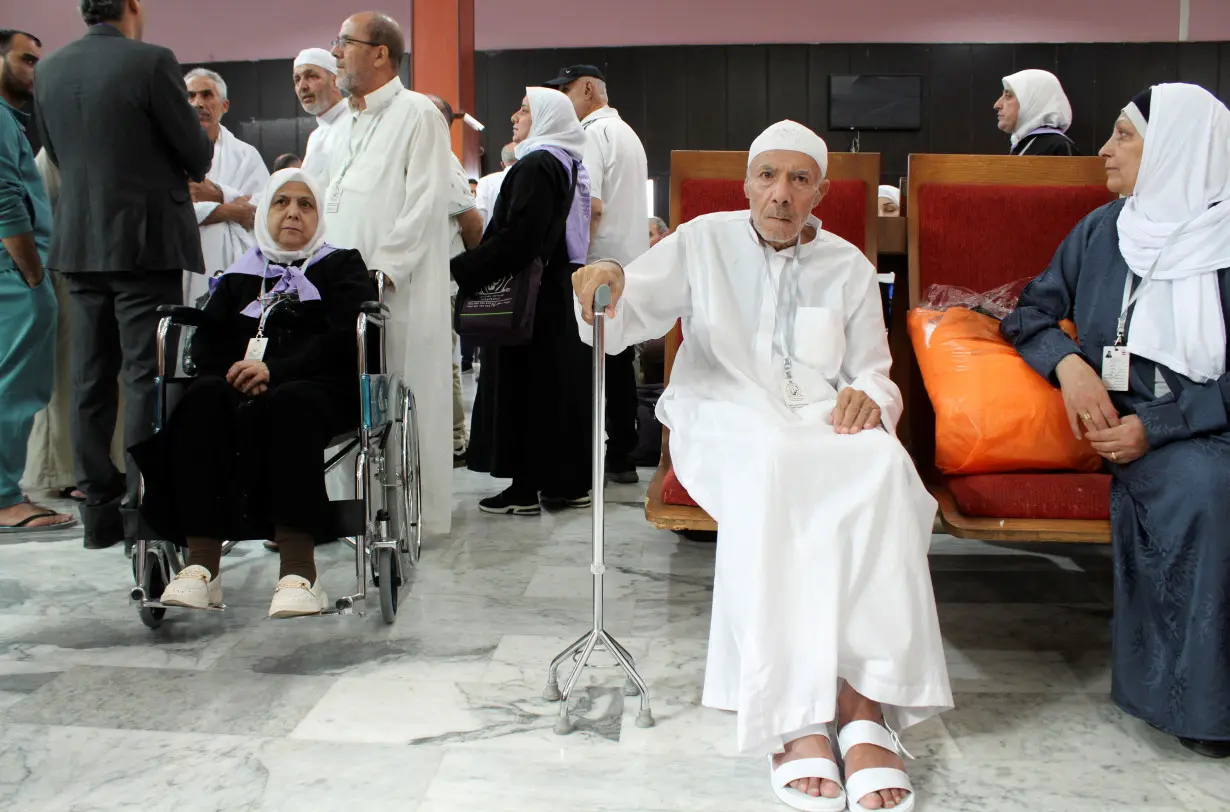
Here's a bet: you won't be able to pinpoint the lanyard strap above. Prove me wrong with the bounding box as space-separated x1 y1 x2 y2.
762 235 804 379
1115 220 1193 345
332 105 390 190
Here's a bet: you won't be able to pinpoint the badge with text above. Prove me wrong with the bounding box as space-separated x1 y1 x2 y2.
326 185 342 214
782 378 807 408
1101 346 1130 392
244 337 268 362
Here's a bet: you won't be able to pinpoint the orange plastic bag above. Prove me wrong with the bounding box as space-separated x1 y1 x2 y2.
907 307 1102 475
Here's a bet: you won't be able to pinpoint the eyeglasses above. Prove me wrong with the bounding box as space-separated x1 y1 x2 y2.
331 36 381 50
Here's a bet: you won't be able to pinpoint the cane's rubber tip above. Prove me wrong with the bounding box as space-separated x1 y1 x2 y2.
635 710 655 728
543 683 563 702
622 679 640 697
553 717 575 735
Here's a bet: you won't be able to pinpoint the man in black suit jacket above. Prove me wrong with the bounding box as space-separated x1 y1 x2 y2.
34 0 212 549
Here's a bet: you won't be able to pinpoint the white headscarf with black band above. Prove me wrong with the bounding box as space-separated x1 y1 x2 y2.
1117 83 1230 384
1003 69 1073 148
514 87 587 162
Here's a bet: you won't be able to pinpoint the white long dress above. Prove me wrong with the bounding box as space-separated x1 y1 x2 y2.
322 78 454 536
579 211 953 756
190 125 268 305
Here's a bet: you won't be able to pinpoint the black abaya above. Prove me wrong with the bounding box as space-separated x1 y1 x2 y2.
451 151 593 498
134 248 377 543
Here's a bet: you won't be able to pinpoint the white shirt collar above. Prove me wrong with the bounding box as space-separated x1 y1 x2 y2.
350 76 403 118
318 99 347 127
580 106 620 128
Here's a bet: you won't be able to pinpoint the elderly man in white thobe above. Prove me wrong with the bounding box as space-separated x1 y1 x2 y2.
573 121 951 812
475 141 517 230
322 12 453 536
293 48 348 184
184 68 269 306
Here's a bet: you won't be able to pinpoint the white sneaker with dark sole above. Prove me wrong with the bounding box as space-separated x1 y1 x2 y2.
268 575 328 618
160 565 223 609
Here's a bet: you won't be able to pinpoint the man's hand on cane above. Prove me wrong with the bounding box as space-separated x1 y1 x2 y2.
572 261 625 324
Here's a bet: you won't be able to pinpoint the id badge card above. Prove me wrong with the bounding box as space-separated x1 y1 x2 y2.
326 185 342 214
245 337 268 361
1101 346 1130 392
782 378 807 409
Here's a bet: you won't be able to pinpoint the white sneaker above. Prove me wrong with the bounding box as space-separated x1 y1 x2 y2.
160 565 222 609
268 575 328 619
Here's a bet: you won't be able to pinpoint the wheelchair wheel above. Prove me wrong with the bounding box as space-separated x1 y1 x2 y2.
132 549 167 630
376 546 398 624
398 384 423 571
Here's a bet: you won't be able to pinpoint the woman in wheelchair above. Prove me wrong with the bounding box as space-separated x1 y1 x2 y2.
134 168 377 618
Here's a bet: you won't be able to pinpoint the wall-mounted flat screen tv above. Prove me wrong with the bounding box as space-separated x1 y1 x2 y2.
829 75 923 131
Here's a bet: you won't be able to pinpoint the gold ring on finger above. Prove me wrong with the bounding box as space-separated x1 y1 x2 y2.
1111 451 1119 462
1080 413 1093 422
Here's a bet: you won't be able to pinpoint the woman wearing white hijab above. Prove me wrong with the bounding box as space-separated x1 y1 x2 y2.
452 87 594 515
133 169 377 619
1003 84 1230 759
995 69 1079 156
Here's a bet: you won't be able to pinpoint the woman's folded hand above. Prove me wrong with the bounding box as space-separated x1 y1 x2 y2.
226 360 271 396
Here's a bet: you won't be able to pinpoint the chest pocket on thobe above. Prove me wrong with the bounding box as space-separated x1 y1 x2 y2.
792 306 845 393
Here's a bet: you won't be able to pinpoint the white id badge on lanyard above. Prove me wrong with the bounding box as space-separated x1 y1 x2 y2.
326 185 342 214
782 378 807 408
1101 346 1130 392
245 337 268 361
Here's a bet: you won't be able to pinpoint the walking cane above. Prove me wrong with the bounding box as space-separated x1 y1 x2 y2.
544 283 655 734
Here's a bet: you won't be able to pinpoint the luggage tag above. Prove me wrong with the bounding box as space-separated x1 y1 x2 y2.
1101 346 1130 392
245 337 268 361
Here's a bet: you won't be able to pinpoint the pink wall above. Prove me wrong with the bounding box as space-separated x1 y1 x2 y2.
14 0 1229 61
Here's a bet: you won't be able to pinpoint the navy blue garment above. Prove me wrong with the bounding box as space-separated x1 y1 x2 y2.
1001 198 1230 741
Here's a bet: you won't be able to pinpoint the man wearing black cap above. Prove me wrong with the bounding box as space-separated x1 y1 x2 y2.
546 64 649 484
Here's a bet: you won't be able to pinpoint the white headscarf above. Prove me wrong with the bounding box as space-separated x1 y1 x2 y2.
878 185 901 206
1117 83 1230 384
748 120 829 178
1003 69 1073 147
256 168 329 265
514 87 587 162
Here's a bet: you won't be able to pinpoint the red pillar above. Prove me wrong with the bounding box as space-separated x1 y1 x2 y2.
412 0 479 177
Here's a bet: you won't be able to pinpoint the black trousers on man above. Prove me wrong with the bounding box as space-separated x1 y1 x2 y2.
65 271 182 548
604 347 639 476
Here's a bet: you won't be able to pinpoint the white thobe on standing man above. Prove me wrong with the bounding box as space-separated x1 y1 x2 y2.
294 48 349 185
324 13 453 536
185 69 268 306
572 121 952 811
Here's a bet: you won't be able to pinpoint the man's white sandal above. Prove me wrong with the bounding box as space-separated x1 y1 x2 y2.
837 720 915 812
768 731 847 812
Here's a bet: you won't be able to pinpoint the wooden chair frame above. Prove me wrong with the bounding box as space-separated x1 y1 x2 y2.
905 154 1112 543
645 150 882 532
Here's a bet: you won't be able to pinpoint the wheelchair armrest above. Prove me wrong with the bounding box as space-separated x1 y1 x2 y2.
156 305 210 327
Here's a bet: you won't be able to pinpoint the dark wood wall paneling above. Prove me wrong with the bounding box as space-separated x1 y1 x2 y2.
480 42 1230 216
115 43 1228 220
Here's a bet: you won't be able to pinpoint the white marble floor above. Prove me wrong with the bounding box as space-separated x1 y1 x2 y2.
2 389 1227 810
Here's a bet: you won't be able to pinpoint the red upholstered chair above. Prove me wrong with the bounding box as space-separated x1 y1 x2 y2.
905 155 1117 543
646 150 881 532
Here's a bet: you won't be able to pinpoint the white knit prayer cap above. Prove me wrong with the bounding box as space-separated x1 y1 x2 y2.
294 48 337 75
747 120 829 179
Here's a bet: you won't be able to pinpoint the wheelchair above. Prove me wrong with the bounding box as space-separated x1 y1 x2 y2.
129 273 422 627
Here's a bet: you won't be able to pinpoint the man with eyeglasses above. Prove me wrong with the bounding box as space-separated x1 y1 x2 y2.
320 12 454 538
